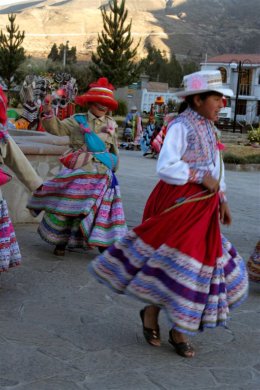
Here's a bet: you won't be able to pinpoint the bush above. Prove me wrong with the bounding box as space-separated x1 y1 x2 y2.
223 153 260 164
114 99 128 117
247 128 260 144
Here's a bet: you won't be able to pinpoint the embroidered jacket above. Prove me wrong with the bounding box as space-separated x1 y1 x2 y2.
41 111 119 173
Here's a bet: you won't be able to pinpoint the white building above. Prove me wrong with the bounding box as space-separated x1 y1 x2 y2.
201 54 260 125
140 77 180 113
115 76 180 114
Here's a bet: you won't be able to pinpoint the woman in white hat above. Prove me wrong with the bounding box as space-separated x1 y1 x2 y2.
89 70 248 358
27 77 127 256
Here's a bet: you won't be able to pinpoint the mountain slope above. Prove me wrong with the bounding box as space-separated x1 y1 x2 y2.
0 0 259 61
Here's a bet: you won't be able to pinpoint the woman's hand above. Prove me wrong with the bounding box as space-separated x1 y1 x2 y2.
202 174 219 193
219 202 232 225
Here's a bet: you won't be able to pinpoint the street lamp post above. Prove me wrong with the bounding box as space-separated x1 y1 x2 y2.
232 61 242 133
230 59 252 133
63 40 69 69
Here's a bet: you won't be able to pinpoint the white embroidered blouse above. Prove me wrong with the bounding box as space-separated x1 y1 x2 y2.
156 108 226 197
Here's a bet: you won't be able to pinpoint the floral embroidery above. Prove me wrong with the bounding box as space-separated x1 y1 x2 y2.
186 74 208 92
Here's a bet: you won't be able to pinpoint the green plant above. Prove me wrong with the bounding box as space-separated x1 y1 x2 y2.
247 128 260 144
223 152 260 164
114 99 128 116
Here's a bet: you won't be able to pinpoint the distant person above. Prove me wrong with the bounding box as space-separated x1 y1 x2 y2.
89 70 248 358
123 105 142 149
27 77 127 256
0 87 43 273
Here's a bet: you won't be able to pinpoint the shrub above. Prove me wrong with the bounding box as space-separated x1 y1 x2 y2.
223 153 260 164
247 128 260 144
114 99 128 117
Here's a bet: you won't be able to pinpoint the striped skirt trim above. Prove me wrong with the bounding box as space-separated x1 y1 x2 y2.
90 231 248 335
28 167 127 248
0 200 21 272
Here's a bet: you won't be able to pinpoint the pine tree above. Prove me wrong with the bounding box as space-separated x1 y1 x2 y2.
90 0 141 88
0 13 26 91
140 44 168 82
48 43 59 62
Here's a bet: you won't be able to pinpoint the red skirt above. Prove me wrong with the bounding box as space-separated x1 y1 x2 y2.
134 180 222 267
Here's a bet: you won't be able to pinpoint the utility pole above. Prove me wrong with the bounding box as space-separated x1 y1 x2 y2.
232 61 242 133
63 41 69 69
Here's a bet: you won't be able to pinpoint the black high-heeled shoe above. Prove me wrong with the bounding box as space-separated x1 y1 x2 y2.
53 245 66 256
168 329 195 358
140 307 160 347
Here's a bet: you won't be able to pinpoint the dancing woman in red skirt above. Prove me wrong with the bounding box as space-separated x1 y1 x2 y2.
89 70 248 358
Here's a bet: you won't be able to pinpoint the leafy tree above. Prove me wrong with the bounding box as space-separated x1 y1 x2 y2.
139 43 168 82
140 44 183 87
58 44 77 65
182 60 199 76
90 0 141 88
167 54 183 87
47 43 77 65
0 13 26 91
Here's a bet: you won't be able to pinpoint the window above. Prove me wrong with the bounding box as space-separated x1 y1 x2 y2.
237 99 247 115
257 101 260 116
219 67 227 83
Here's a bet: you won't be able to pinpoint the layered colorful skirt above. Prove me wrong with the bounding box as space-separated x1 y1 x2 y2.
247 241 260 282
0 199 21 272
27 167 127 249
90 181 248 335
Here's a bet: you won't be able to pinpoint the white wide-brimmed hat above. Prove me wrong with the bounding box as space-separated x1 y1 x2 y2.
176 70 233 97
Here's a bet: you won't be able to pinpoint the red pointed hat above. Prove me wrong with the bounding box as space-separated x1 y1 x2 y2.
75 77 118 111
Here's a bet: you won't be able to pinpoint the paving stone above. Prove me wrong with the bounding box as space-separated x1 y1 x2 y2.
1 150 259 389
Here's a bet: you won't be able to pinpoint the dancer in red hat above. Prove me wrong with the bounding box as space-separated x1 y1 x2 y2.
0 87 43 273
27 78 127 256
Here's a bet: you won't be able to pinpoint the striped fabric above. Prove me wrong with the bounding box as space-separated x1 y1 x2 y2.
0 200 21 272
27 167 127 248
90 232 248 335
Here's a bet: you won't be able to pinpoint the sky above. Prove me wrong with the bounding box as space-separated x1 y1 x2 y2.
0 0 40 6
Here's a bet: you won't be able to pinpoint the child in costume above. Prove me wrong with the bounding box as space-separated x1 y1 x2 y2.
27 78 127 256
123 105 143 149
0 87 43 272
89 71 248 358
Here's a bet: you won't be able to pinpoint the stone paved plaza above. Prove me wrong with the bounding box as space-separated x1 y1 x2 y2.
0 150 260 390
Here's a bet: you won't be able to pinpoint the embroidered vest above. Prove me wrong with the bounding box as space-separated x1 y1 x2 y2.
173 108 217 171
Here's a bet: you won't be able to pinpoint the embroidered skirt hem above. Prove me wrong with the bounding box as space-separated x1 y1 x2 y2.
27 167 127 248
89 181 248 335
90 232 248 335
0 199 21 272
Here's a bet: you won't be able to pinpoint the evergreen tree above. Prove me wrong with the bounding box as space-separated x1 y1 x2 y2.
47 43 77 65
167 54 183 87
48 43 59 61
90 0 141 88
0 13 26 91
140 44 168 82
182 60 199 76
